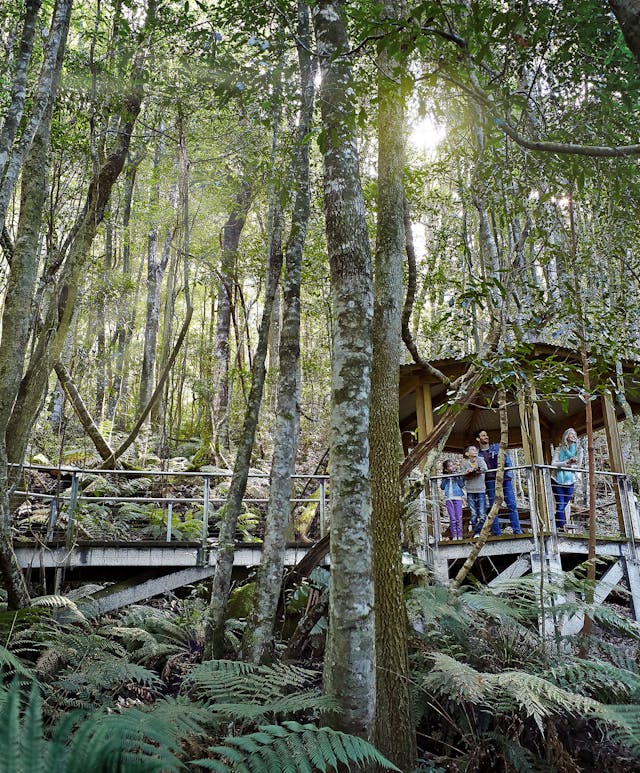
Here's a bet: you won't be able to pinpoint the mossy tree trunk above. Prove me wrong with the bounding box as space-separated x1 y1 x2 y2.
243 0 315 664
204 93 284 660
312 0 375 741
369 2 416 767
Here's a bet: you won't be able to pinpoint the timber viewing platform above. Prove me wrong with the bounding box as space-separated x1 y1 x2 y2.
8 461 640 624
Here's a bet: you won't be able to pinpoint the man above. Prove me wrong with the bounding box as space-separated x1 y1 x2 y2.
475 429 523 535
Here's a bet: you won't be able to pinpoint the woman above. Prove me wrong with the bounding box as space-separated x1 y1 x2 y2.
552 428 583 532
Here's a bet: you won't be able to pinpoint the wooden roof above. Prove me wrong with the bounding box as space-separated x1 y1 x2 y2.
399 343 640 452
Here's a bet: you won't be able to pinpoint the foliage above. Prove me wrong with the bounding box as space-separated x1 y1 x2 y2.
194 721 400 772
409 578 640 770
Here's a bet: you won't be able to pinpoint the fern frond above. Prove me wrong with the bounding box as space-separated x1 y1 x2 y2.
0 643 32 677
186 659 320 703
419 653 486 705
548 658 640 702
194 721 400 772
420 653 600 731
30 595 87 623
63 707 184 773
21 681 44 773
596 703 640 755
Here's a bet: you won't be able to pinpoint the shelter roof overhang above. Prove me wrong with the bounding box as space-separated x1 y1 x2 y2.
399 343 640 453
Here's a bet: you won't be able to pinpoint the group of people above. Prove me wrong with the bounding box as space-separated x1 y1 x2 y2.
440 429 523 539
440 427 582 539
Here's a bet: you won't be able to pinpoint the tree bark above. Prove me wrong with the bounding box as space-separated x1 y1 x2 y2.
0 0 73 230
204 115 284 659
6 0 155 465
0 0 72 608
610 0 640 65
369 3 416 766
311 0 375 741
208 180 252 461
0 0 42 184
243 0 315 664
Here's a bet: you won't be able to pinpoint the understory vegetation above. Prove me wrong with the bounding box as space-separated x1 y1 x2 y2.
0 568 639 771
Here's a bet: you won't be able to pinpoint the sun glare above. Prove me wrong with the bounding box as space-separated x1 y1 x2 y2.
409 116 446 152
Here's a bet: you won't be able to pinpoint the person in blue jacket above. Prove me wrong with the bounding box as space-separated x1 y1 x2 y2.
440 459 465 540
475 429 523 535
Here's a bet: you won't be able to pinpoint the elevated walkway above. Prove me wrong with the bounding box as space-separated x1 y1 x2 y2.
423 464 640 630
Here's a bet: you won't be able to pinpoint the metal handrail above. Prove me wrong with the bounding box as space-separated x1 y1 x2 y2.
13 464 331 546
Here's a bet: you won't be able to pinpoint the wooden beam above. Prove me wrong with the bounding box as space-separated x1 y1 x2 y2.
602 391 626 533
422 384 434 435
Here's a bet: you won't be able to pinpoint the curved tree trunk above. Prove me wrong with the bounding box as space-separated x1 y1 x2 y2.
204 96 284 659
243 0 315 664
6 0 155 465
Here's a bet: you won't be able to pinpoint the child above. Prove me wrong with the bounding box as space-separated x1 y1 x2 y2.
461 444 488 536
440 459 464 540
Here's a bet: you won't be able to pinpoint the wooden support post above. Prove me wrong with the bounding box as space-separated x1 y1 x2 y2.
415 385 434 442
602 391 626 533
518 383 550 531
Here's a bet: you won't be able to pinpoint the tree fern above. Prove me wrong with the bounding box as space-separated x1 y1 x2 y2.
547 658 640 702
596 703 640 756
193 721 400 772
0 679 186 773
420 653 599 731
184 659 333 723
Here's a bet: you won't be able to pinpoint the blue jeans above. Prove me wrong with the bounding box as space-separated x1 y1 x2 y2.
552 482 574 528
485 477 522 534
467 492 486 534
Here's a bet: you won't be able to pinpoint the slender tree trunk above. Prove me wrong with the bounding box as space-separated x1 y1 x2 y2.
311 0 375 740
0 0 42 184
108 152 144 422
6 1 154 465
0 0 72 230
0 1 72 607
243 1 315 664
205 96 284 658
369 3 416 765
138 132 174 417
209 180 252 460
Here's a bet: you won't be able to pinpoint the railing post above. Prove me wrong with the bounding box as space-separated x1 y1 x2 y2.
526 466 538 540
319 478 326 537
66 471 79 548
166 502 173 542
430 477 441 546
46 500 58 542
199 476 210 566
619 477 639 561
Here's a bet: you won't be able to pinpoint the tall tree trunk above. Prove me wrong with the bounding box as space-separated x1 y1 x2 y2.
6 0 155 465
369 2 416 766
205 95 284 659
0 0 72 607
243 0 315 664
208 179 252 461
0 0 42 186
108 151 144 422
0 0 72 230
311 0 375 740
138 131 174 418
